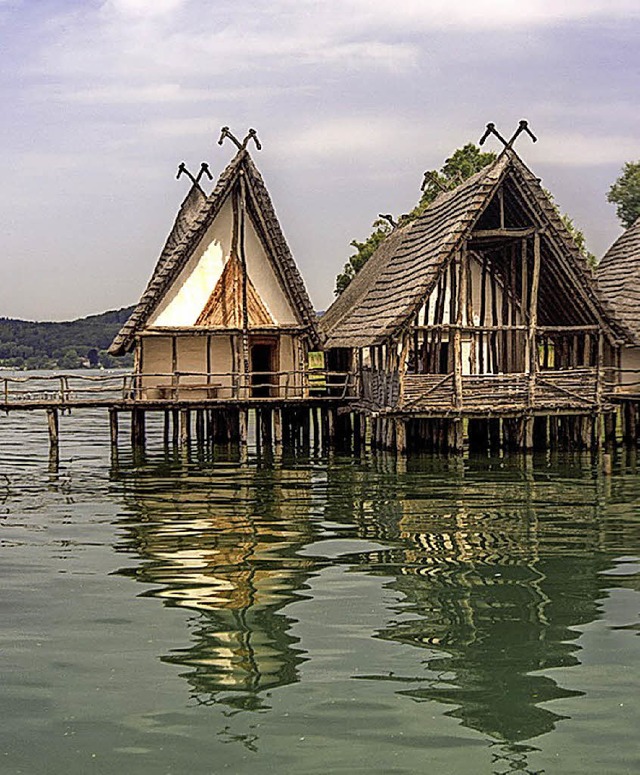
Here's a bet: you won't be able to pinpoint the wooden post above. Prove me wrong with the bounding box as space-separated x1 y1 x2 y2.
239 408 248 461
448 418 464 453
273 407 283 454
454 249 466 411
395 418 407 455
172 408 179 447
524 416 534 450
527 232 541 408
131 408 146 450
353 413 362 452
179 409 190 447
301 408 310 449
327 407 336 447
109 407 119 448
47 408 59 452
163 409 170 448
311 406 320 449
466 252 476 374
261 407 272 449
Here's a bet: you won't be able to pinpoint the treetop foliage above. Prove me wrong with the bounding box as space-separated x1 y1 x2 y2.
607 160 640 228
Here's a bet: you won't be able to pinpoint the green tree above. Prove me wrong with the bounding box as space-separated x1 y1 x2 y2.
542 189 596 271
608 160 640 228
334 144 496 295
335 219 393 296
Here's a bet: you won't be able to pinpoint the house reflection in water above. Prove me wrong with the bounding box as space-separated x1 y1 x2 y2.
322 459 620 752
113 461 317 711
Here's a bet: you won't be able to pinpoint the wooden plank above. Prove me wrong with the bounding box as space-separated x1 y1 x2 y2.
454 250 465 410
528 232 541 406
471 227 536 239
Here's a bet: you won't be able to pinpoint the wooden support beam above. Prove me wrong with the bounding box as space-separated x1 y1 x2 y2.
311 406 320 449
238 408 248 460
47 408 59 451
524 416 534 450
394 418 407 455
273 407 283 453
179 409 190 447
327 407 336 447
604 411 616 450
163 409 170 447
109 407 119 447
195 409 205 446
453 250 466 410
131 408 146 450
172 408 179 447
261 407 273 449
527 232 541 407
448 419 464 453
470 227 536 240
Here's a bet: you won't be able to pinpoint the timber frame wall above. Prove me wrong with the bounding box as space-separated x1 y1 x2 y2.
352 227 616 453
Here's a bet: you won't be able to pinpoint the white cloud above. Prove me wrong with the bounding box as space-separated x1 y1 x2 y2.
105 0 187 18
283 0 640 31
529 132 640 166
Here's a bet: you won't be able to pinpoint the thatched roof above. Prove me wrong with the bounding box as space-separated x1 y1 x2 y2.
597 217 640 346
321 151 620 349
110 149 319 355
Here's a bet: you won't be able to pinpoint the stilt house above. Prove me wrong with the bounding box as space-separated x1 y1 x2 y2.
597 217 640 394
109 141 320 400
321 149 621 451
597 216 640 442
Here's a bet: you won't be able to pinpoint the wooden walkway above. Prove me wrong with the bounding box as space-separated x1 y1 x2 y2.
1 369 639 458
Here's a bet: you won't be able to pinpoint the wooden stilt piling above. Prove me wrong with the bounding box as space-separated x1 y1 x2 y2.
239 408 248 461
273 407 283 454
47 408 59 452
109 407 119 448
179 409 190 447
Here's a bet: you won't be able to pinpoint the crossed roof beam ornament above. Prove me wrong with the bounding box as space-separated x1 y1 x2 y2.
176 161 213 186
217 126 262 152
479 119 537 150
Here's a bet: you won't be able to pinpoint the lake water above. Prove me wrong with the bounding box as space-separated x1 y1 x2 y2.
1 401 640 774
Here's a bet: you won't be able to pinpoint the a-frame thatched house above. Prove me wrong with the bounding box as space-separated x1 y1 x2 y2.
597 217 640 393
321 149 621 452
110 141 319 401
597 216 640 442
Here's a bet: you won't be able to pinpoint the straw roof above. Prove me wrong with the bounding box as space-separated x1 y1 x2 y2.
597 217 640 346
110 149 319 355
321 151 620 348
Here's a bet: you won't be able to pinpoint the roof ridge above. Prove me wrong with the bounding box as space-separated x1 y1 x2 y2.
110 148 319 355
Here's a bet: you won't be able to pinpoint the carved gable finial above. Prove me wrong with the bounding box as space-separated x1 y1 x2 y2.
479 120 537 151
218 126 262 152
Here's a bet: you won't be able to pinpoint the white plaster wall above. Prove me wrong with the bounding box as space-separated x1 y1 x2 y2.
243 216 298 325
210 336 234 398
177 337 207 384
141 337 172 387
149 197 233 327
277 335 303 395
147 195 298 328
621 347 640 389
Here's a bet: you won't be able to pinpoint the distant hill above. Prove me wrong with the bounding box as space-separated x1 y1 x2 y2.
0 306 135 370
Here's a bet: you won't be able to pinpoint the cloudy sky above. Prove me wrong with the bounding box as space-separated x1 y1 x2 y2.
1 0 639 320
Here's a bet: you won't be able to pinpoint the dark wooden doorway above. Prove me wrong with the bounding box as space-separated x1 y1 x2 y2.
250 338 278 397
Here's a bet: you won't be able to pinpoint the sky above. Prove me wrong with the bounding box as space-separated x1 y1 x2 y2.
1 0 639 321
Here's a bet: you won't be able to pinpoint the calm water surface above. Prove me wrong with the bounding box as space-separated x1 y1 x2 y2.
1 402 640 774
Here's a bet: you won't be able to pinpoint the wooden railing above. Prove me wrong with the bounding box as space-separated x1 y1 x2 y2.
0 370 356 405
358 367 609 413
401 369 602 412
